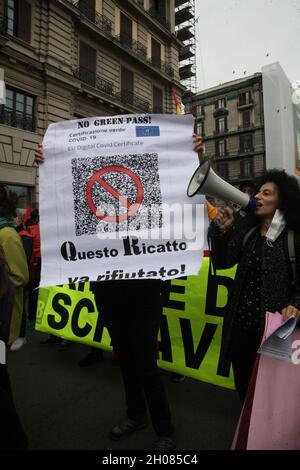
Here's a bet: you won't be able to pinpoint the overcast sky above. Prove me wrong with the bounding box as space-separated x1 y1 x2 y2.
194 0 300 91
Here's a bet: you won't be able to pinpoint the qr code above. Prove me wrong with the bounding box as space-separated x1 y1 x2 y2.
72 153 163 236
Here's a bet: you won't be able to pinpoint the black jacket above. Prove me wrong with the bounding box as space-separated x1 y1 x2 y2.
208 214 300 374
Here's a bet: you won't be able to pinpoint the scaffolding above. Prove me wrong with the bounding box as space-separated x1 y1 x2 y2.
175 0 196 99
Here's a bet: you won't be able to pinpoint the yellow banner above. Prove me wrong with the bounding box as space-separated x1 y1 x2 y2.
36 258 237 389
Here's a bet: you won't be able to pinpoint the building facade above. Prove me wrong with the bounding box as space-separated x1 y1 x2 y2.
0 0 184 209
185 73 266 186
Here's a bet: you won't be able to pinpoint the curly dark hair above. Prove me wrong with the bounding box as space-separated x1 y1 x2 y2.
0 184 17 218
254 169 300 232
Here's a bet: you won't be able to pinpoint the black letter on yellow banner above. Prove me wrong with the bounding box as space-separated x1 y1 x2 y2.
49 293 71 329
205 270 234 377
71 298 94 337
180 319 217 369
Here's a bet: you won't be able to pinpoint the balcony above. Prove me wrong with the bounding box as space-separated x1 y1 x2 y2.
213 107 228 118
115 33 147 60
213 129 228 136
116 90 150 112
74 68 150 112
73 67 114 96
237 99 254 110
215 152 229 159
70 4 173 80
74 2 112 35
146 7 171 31
0 108 35 132
239 147 254 154
113 33 173 78
150 58 174 78
238 123 254 130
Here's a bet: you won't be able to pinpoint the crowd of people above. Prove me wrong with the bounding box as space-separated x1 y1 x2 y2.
1 130 300 450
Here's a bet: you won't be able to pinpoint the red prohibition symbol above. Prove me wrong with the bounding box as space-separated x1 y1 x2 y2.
86 165 144 223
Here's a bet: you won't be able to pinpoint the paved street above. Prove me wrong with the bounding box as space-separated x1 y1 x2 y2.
8 329 241 451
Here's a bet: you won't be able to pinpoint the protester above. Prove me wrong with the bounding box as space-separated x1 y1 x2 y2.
0 243 28 449
26 209 41 328
0 185 29 346
10 213 33 351
208 169 300 401
34 132 204 450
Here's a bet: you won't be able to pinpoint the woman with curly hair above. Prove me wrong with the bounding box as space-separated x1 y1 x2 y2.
0 185 28 345
208 169 300 401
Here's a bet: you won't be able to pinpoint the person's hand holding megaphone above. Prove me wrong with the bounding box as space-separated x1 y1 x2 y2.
214 206 234 232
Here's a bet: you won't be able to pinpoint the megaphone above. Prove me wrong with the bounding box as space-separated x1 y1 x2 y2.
187 160 257 211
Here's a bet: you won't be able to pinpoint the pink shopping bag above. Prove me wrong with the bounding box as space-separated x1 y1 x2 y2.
232 312 300 450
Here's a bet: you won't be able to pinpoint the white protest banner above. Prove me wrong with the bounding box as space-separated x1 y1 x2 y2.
40 113 205 287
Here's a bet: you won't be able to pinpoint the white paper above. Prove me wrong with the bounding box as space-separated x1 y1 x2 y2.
258 315 298 362
39 113 205 287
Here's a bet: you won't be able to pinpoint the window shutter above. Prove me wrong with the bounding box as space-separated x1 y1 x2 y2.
18 0 31 43
240 135 245 152
79 41 96 86
120 12 132 46
79 0 95 21
242 110 250 127
121 66 134 104
151 38 161 67
157 0 166 18
153 86 163 112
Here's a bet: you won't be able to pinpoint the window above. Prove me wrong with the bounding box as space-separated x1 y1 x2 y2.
149 0 166 18
215 139 226 157
121 66 134 105
238 91 252 106
120 12 133 47
240 159 254 178
197 121 205 137
216 116 227 133
240 134 253 152
153 86 163 113
5 0 31 43
216 162 228 179
79 41 96 86
78 0 96 22
151 37 161 68
196 104 204 116
0 87 34 131
215 98 226 109
241 110 251 128
4 184 31 211
184 102 191 114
